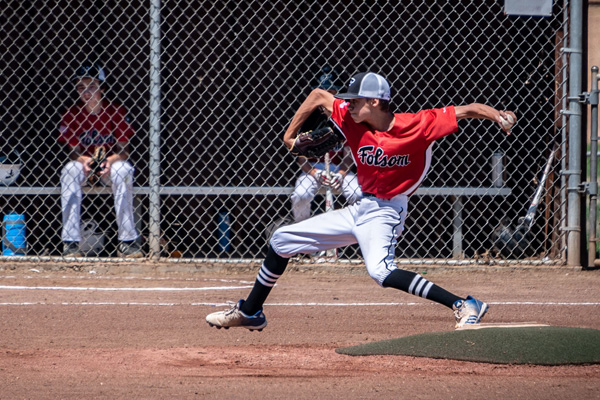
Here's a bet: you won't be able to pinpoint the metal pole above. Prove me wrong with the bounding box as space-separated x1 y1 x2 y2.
451 196 463 258
148 0 162 259
565 0 584 267
590 66 600 265
560 1 569 262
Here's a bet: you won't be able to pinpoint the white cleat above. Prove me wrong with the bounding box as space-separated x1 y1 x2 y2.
453 295 489 329
206 300 267 331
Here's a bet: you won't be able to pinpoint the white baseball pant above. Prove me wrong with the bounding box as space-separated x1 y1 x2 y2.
61 160 139 242
271 194 408 286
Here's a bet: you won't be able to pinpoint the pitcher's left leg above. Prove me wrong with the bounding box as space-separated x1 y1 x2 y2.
207 204 359 330
270 205 358 258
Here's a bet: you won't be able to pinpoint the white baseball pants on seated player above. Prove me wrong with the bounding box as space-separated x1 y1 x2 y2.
61 160 139 242
271 194 407 286
290 162 362 222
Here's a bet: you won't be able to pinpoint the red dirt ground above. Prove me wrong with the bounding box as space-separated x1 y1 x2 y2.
0 263 599 399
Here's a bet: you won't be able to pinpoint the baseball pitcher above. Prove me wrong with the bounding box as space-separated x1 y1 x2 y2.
207 72 516 331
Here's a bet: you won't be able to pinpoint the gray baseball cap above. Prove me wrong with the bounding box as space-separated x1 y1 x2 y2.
335 72 391 101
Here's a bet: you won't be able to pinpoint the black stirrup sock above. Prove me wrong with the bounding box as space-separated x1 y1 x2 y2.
382 269 462 309
241 245 289 315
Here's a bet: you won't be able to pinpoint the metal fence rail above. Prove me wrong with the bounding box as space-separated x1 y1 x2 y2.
0 1 581 264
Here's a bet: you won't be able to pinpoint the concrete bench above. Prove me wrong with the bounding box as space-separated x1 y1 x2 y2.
0 186 512 258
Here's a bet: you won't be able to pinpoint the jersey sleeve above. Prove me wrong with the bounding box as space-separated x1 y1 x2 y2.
112 105 135 142
422 106 459 142
330 98 347 129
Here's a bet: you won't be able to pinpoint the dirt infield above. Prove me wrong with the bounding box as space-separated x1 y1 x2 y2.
0 263 599 399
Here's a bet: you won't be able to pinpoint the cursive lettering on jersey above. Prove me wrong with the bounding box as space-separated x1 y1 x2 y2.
79 130 117 146
357 146 410 167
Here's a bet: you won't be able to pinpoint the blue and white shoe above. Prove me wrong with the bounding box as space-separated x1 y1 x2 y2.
453 295 489 329
206 300 267 331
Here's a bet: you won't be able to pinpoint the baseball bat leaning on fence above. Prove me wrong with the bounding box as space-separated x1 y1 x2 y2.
492 143 558 258
324 153 338 260
521 142 558 231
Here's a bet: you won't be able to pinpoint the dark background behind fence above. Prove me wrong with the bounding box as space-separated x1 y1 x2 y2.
0 0 566 260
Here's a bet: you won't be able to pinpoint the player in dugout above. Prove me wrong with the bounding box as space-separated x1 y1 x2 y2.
58 62 143 258
206 71 516 331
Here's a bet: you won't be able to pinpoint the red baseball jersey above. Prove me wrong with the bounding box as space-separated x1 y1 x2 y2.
330 99 458 199
58 102 134 157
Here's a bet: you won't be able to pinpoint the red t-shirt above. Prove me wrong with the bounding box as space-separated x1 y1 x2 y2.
330 99 458 199
58 102 134 157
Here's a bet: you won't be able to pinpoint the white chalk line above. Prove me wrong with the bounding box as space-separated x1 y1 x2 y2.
0 285 253 292
0 301 598 307
0 285 598 307
0 276 254 284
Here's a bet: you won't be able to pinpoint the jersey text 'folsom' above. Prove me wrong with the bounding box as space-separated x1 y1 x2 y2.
357 146 410 167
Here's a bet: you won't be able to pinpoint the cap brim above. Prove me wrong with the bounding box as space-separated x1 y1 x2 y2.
334 93 363 99
313 85 343 91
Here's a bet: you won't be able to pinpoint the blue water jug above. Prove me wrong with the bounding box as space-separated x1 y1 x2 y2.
218 210 231 253
2 212 27 256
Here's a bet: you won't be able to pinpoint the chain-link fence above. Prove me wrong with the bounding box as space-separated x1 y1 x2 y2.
0 1 577 264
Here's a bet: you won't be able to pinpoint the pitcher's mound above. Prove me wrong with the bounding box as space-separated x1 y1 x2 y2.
336 326 600 365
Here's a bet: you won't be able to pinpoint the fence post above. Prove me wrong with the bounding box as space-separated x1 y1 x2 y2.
148 0 162 259
565 0 584 267
589 66 600 266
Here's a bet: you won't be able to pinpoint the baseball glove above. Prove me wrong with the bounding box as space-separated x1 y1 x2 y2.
88 146 106 186
290 125 343 158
